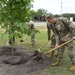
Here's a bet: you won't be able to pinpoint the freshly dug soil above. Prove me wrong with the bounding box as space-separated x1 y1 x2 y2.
0 46 52 75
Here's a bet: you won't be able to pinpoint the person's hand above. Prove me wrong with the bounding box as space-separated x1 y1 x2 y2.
72 37 75 40
55 44 59 48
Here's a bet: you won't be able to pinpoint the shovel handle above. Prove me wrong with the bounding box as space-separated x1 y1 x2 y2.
44 39 73 55
38 40 50 51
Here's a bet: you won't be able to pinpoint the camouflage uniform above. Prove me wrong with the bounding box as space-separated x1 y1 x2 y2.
47 21 58 56
52 17 75 64
29 20 35 46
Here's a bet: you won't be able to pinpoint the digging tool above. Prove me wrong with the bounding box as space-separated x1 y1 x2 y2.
35 39 73 60
44 39 73 55
33 40 50 56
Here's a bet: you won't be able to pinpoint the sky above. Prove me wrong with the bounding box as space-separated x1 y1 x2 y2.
32 0 75 15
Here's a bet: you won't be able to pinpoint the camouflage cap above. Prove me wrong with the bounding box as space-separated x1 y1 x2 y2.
46 13 54 19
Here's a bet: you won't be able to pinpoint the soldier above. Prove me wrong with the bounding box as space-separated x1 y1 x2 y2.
46 20 59 58
46 13 75 71
28 20 35 47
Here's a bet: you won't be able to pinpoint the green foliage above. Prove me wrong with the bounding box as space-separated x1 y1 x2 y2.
0 0 36 45
54 14 60 18
30 8 48 21
0 0 34 22
37 9 48 16
30 10 37 20
30 8 75 21
62 13 75 18
37 9 48 21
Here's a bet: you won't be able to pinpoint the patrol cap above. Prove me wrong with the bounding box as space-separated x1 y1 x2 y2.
46 13 54 19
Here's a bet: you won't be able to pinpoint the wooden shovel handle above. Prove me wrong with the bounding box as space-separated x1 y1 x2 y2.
38 40 50 50
44 39 73 55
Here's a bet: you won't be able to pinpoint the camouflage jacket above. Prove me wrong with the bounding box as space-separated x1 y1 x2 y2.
28 20 35 30
47 21 56 39
52 17 75 44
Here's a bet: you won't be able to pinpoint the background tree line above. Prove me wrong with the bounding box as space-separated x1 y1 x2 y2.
30 8 75 21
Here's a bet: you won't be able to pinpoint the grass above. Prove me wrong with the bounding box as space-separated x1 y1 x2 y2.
0 25 75 75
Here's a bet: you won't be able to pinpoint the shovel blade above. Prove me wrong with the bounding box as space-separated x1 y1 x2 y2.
33 50 41 56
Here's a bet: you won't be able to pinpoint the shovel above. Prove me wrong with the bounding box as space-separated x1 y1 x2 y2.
33 40 50 56
35 39 73 59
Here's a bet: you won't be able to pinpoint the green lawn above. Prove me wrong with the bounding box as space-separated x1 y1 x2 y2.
0 25 75 75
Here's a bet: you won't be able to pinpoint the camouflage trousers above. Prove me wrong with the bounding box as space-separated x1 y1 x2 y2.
50 35 59 55
57 40 75 64
31 33 35 46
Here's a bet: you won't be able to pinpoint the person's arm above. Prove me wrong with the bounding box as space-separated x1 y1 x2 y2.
47 22 51 40
54 33 60 48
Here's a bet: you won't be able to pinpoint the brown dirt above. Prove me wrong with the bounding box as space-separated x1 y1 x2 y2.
0 46 52 75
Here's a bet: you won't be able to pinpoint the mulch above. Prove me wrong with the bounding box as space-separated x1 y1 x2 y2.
0 46 52 75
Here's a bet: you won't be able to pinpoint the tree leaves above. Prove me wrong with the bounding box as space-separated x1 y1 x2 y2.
0 0 37 45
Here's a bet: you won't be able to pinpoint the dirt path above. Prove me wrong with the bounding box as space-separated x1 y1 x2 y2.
0 46 52 75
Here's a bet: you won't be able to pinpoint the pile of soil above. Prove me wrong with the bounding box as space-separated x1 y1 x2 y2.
0 46 52 75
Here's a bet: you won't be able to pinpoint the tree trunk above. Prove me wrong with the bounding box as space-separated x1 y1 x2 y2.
9 21 15 45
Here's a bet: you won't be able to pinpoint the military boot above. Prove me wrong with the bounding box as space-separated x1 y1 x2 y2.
69 64 75 71
51 60 61 67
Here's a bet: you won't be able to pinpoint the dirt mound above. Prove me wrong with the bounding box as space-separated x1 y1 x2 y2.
0 46 52 75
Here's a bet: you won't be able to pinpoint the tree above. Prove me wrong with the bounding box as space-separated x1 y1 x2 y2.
0 0 34 45
62 13 75 18
0 0 35 57
54 14 60 18
30 10 36 20
36 9 48 21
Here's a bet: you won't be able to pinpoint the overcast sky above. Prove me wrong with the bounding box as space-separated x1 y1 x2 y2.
32 0 75 15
